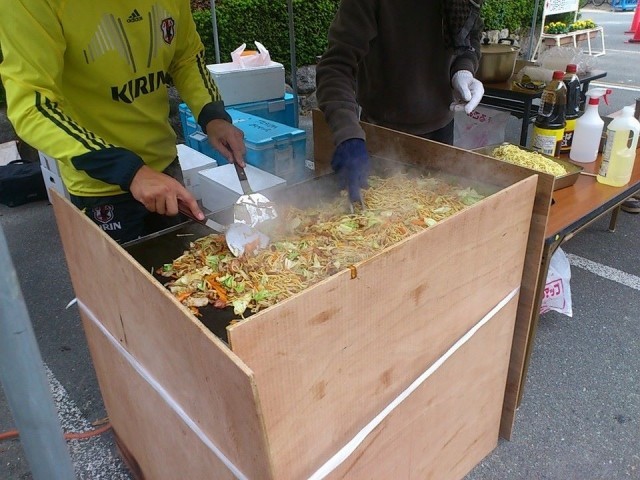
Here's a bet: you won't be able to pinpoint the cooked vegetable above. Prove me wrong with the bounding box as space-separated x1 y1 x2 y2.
491 144 568 177
158 174 486 318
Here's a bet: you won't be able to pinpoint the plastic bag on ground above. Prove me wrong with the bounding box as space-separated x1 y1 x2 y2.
541 247 573 317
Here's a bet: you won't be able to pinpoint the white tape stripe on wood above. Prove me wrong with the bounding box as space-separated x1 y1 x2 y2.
307 287 520 480
70 299 248 480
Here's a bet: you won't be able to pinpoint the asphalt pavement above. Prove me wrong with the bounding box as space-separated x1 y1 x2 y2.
1 8 639 479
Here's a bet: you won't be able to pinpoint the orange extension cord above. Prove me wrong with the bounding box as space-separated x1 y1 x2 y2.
0 418 112 442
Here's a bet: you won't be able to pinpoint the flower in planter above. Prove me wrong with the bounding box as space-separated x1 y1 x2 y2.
544 21 569 34
568 19 597 31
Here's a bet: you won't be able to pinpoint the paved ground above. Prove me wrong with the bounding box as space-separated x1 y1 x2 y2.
1 8 639 479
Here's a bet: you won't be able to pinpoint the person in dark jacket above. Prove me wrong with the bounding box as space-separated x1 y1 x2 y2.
316 0 485 203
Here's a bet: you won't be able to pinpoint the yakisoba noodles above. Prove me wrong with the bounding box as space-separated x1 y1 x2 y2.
491 144 568 177
158 175 486 318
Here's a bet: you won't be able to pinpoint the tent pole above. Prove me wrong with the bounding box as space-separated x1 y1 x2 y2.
287 0 299 127
528 0 541 60
209 0 221 63
0 227 75 480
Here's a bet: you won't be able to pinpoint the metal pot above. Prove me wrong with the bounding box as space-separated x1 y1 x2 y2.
476 39 520 84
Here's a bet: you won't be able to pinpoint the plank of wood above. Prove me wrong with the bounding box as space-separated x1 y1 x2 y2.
327 297 519 480
81 317 239 480
311 109 554 439
228 176 537 479
50 193 274 479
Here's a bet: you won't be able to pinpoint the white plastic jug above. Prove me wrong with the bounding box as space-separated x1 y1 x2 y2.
597 106 640 187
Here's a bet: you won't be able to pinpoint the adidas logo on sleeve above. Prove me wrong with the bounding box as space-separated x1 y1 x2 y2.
127 9 143 23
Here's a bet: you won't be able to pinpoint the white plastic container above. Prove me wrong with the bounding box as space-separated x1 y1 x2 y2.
198 163 286 213
40 165 70 203
38 151 61 176
569 88 610 163
597 106 640 187
176 144 217 201
207 61 285 105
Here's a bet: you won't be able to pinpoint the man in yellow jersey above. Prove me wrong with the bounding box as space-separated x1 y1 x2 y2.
0 1 246 243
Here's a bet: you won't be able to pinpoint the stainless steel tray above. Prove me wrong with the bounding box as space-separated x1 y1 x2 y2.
472 143 583 190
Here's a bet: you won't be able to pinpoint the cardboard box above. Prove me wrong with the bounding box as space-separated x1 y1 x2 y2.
176 144 217 201
198 163 285 213
207 61 285 105
51 114 553 479
0 140 20 166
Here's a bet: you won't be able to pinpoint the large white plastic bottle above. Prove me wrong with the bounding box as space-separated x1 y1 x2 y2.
597 106 640 187
569 88 611 163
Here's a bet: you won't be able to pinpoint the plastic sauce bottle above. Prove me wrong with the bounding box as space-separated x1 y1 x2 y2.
597 106 640 186
569 88 611 163
560 64 580 154
532 70 567 157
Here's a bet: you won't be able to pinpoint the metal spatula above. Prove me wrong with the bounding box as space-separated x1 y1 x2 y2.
178 203 269 257
233 163 278 227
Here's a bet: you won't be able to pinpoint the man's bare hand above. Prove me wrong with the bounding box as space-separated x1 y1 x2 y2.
129 165 203 220
205 119 246 166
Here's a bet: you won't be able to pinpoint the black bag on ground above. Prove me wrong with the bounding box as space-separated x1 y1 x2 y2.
0 160 47 207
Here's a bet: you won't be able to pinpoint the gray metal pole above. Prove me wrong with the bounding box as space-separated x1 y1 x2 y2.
209 0 221 63
0 227 76 480
528 0 541 61
287 0 299 127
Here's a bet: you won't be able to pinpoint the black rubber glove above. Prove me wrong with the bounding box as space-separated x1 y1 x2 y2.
331 138 371 204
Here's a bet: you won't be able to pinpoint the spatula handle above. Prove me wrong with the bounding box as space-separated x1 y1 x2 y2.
234 162 248 182
234 162 253 195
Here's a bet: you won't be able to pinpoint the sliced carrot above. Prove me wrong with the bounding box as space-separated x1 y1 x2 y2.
176 291 192 302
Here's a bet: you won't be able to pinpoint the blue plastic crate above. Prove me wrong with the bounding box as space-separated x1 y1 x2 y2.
611 0 636 11
231 93 298 128
180 93 298 136
179 103 199 141
188 110 310 183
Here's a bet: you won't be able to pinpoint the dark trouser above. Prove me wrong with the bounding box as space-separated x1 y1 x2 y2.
417 120 454 145
69 159 184 244
359 113 454 145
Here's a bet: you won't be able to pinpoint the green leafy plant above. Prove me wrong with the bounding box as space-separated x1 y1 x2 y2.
192 0 340 72
481 0 537 32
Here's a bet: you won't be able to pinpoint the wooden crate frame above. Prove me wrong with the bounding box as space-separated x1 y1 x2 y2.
51 115 549 479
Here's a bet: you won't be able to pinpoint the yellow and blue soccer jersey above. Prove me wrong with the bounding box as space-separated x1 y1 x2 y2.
0 0 229 196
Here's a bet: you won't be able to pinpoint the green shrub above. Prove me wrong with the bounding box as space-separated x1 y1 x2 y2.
193 0 339 72
194 0 543 75
481 0 538 32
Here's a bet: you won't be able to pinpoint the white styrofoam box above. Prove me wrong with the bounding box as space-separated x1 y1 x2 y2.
207 61 285 105
198 163 285 213
40 165 69 204
177 143 217 201
38 151 61 176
